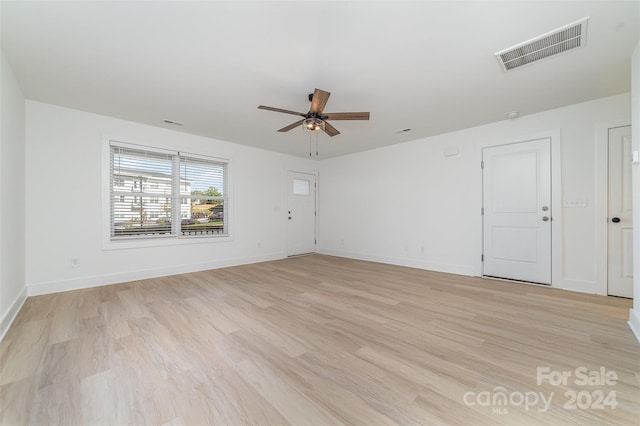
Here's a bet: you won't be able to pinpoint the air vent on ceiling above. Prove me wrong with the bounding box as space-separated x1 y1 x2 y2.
495 17 589 72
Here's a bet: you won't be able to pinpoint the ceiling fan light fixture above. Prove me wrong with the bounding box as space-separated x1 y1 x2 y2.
303 117 324 132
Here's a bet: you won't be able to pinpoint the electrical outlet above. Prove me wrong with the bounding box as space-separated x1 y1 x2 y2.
71 257 80 268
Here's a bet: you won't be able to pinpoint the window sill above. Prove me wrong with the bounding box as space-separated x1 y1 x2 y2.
102 234 232 251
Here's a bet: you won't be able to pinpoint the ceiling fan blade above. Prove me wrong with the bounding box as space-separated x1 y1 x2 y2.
310 88 331 114
258 105 306 117
278 119 305 133
322 121 340 137
324 112 370 121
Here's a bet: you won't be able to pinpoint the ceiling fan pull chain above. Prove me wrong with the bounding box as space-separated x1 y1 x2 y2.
315 132 319 156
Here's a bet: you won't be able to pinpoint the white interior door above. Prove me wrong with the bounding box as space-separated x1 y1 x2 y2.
607 126 633 298
482 138 552 285
287 171 316 256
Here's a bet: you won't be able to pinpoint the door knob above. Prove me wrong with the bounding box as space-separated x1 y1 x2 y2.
542 216 550 222
611 217 621 223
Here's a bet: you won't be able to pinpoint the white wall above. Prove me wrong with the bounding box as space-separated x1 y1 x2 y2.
0 51 27 339
319 94 631 294
629 41 640 341
25 101 316 295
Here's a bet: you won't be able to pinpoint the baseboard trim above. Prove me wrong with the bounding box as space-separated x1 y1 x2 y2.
317 248 475 276
27 253 285 296
0 285 28 342
629 308 640 343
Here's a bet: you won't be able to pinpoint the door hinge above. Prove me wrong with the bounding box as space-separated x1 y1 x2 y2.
481 161 484 169
481 207 484 215
481 254 484 262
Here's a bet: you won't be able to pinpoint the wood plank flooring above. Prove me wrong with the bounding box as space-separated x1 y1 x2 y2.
1 255 639 425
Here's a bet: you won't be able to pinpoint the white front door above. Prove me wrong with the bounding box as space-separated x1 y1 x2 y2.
482 138 552 284
607 126 633 298
287 171 316 256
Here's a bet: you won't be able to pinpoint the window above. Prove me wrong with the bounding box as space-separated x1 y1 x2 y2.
109 142 228 241
292 179 310 196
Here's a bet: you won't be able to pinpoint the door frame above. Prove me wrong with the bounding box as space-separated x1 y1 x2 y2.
474 130 562 287
285 168 319 256
595 120 632 296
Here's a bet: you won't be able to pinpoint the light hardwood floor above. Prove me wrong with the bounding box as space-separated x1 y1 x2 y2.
1 255 639 425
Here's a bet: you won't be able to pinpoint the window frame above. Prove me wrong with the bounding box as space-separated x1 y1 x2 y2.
102 138 232 250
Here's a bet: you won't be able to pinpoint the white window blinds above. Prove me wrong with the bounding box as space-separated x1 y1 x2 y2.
179 154 228 236
109 142 228 240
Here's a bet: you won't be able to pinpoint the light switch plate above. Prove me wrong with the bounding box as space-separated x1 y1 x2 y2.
633 150 639 164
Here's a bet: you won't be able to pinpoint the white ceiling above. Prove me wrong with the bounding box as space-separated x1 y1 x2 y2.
2 1 638 159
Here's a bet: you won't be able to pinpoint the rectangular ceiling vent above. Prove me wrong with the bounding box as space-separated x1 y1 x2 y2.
495 17 589 72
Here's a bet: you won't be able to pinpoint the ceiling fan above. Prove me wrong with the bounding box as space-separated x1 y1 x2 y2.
258 88 370 137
